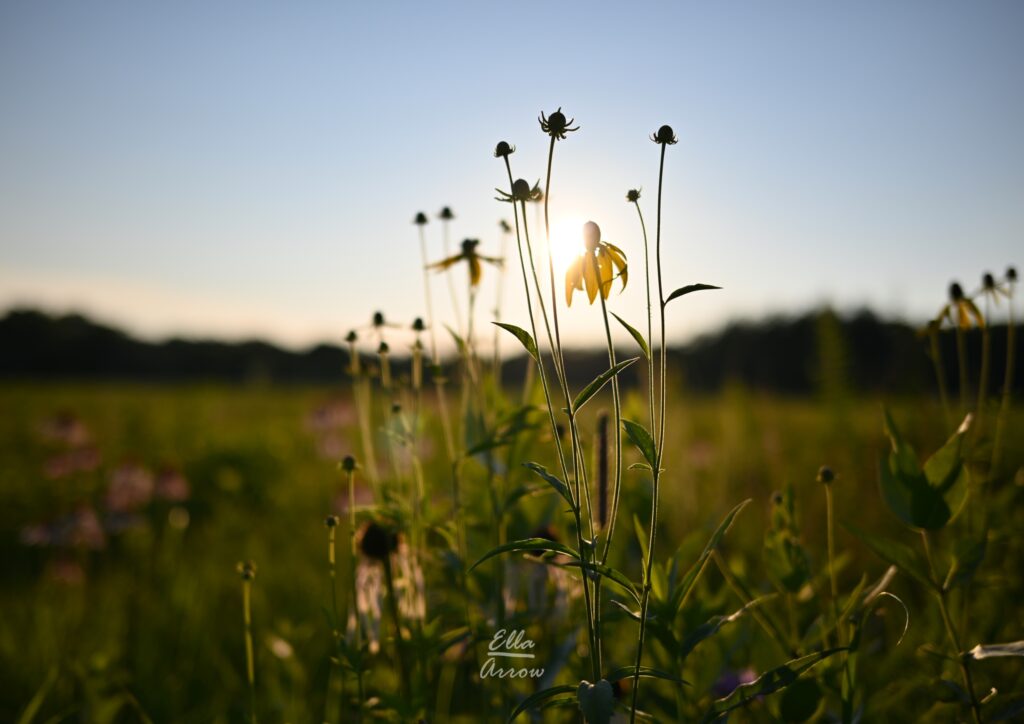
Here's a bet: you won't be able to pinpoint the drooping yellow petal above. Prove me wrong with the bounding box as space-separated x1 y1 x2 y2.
966 299 985 328
428 254 463 271
605 243 628 292
565 255 584 306
469 256 482 287
583 251 599 304
597 249 614 299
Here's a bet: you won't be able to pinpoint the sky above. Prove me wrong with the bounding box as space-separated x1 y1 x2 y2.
1 1 1022 352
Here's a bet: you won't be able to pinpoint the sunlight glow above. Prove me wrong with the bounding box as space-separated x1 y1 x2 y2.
546 215 589 276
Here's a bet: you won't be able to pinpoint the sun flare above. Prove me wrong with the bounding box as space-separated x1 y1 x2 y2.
546 215 589 275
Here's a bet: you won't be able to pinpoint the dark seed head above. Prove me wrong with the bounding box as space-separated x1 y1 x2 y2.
949 282 964 302
771 491 784 506
1008 266 1018 283
626 189 641 203
325 515 339 528
372 311 385 327
461 238 479 255
340 455 358 473
390 402 401 414
359 521 398 561
378 341 389 354
237 560 257 581
817 465 835 484
652 124 678 145
493 141 515 158
583 221 601 252
413 212 428 225
412 317 425 332
512 178 532 201
439 207 455 221
345 330 358 344
982 272 996 290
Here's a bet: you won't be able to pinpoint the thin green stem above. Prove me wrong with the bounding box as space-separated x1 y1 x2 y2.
440 218 463 337
418 226 439 364
381 552 410 700
956 327 970 413
242 579 257 724
631 142 668 723
921 530 982 723
346 471 365 719
928 326 953 431
992 287 1016 475
632 200 657 436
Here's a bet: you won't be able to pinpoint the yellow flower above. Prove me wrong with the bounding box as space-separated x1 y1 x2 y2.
565 221 627 306
428 238 502 287
938 281 984 329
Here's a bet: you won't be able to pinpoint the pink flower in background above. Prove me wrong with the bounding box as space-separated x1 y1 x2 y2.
37 412 91 447
105 462 154 512
155 466 190 502
43 446 101 479
305 399 355 433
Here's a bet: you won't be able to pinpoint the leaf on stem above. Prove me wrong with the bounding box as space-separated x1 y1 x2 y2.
665 283 721 306
571 357 639 413
622 419 657 469
523 462 574 506
610 312 650 359
492 321 539 362
468 538 579 572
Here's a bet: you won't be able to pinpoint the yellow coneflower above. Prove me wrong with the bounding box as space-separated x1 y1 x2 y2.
427 238 502 287
564 221 628 306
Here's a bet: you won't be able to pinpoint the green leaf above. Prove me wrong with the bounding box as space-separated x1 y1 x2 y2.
610 312 650 359
622 419 657 468
702 649 845 722
468 538 579 572
507 684 577 722
967 641 1024 660
444 324 467 355
678 596 773 662
845 523 935 590
665 283 721 305
561 560 641 605
672 499 752 614
633 514 650 568
523 462 574 507
493 321 538 362
879 409 970 530
577 680 614 724
604 666 686 684
571 357 639 413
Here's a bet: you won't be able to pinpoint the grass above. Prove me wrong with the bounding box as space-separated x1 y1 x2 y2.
2 381 1021 721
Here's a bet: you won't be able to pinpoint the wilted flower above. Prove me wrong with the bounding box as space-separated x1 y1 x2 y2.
428 238 503 287
651 124 678 145
565 221 628 306
539 107 579 140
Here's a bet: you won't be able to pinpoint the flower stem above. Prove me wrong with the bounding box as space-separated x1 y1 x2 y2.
242 577 257 724
928 325 953 430
632 199 657 436
991 287 1016 475
631 141 669 723
346 470 365 719
418 225 439 364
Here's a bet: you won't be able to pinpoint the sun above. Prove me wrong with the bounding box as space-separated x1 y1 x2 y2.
546 215 588 276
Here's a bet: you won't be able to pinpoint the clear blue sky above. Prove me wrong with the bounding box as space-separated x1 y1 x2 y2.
1 1 1021 350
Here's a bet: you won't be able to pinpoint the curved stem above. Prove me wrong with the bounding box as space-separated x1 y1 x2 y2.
632 200 657 436
440 219 463 337
418 226 439 364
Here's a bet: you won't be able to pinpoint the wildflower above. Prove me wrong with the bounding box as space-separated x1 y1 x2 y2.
105 462 155 513
493 141 515 158
340 455 358 473
413 212 428 225
816 465 835 484
428 238 503 287
345 330 357 344
626 188 641 203
495 178 543 204
412 317 426 333
439 206 455 221
939 281 984 329
651 124 678 145
539 107 579 140
564 221 628 306
325 515 339 528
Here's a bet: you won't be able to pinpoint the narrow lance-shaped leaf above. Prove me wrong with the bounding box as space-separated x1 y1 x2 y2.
665 283 721 306
678 595 774 662
702 648 846 722
604 666 686 684
610 312 650 359
967 641 1024 660
493 321 539 362
468 538 579 573
672 499 752 614
622 419 657 469
571 356 638 413
523 462 574 507
560 559 641 606
507 684 577 723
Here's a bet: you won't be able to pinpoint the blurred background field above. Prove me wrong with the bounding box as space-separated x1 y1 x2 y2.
2 362 1021 721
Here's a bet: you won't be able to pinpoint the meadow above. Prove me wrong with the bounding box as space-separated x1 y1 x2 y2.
3 108 1023 723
